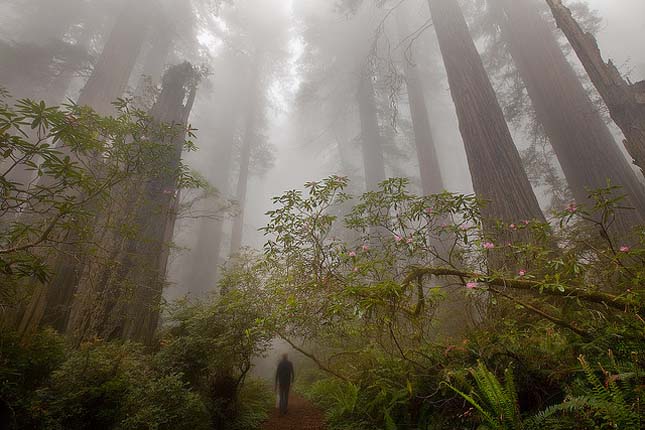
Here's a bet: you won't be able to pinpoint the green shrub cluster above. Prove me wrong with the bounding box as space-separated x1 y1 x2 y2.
221 176 644 430
0 290 273 430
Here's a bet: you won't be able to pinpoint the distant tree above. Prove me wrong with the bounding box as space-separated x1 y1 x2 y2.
394 5 444 195
213 0 286 255
357 68 387 191
77 0 152 114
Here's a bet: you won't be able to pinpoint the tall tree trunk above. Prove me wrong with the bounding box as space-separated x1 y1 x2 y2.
16 2 151 335
135 12 174 95
395 9 444 195
491 0 645 234
78 0 151 114
184 109 239 294
545 0 645 178
66 63 199 344
230 57 262 255
357 71 387 191
427 0 544 226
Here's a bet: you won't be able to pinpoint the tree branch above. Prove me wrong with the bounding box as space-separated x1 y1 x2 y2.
277 332 350 382
403 266 639 311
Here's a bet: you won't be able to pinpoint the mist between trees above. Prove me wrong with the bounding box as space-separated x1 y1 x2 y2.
1 0 644 429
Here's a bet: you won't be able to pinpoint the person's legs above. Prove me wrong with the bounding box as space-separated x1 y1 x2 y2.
279 384 290 414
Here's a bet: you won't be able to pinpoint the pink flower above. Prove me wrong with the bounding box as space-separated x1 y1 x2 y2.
353 267 359 272
394 235 403 242
460 223 470 231
566 203 577 214
348 251 357 257
362 244 370 252
466 282 477 289
483 242 495 250
509 223 517 230
425 207 433 214
619 245 630 253
406 237 414 244
523 220 530 225
518 269 526 276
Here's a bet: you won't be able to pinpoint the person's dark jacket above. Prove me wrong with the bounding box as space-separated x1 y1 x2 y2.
275 359 294 387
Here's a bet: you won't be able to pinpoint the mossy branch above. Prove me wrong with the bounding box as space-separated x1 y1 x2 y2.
403 266 639 311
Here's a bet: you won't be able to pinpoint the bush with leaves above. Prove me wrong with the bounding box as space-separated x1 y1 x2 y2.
0 92 203 295
154 286 273 428
217 176 643 430
0 293 275 429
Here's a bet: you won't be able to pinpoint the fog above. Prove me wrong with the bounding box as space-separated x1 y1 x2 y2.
2 0 645 302
166 0 645 299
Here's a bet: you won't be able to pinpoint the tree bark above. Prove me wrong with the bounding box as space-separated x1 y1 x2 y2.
395 9 444 195
545 0 645 178
357 71 387 191
16 1 153 336
77 0 151 114
135 12 174 95
65 63 199 344
427 0 544 226
491 0 645 234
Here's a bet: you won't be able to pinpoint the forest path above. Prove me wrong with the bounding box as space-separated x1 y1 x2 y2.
260 394 327 430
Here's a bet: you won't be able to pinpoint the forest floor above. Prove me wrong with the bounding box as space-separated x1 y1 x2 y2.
261 394 327 430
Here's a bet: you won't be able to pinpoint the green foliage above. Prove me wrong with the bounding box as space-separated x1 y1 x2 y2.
29 341 209 430
0 295 273 430
219 176 644 430
528 354 642 429
227 378 274 430
447 362 523 430
0 328 66 427
0 93 203 294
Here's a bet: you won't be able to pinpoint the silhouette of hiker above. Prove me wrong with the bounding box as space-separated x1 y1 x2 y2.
275 353 295 415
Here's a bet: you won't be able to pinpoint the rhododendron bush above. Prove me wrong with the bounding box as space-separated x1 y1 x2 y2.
218 176 643 429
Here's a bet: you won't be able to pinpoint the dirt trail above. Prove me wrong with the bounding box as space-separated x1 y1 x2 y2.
261 394 327 430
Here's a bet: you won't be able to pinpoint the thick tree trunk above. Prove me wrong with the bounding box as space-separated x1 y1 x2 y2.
66 63 199 344
491 0 645 234
427 0 544 226
357 72 387 191
16 1 152 336
545 0 645 178
395 9 444 195
78 0 150 114
135 14 174 95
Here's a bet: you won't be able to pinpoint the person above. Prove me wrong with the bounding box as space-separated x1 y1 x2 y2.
274 353 294 415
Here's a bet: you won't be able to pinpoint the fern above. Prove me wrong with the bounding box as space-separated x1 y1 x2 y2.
527 354 641 430
446 361 523 430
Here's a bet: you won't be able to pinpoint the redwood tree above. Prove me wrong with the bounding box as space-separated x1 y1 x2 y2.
77 0 151 114
490 0 645 234
357 70 387 191
66 63 200 344
395 8 444 195
545 0 645 178
17 1 153 335
230 56 262 255
426 0 544 225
